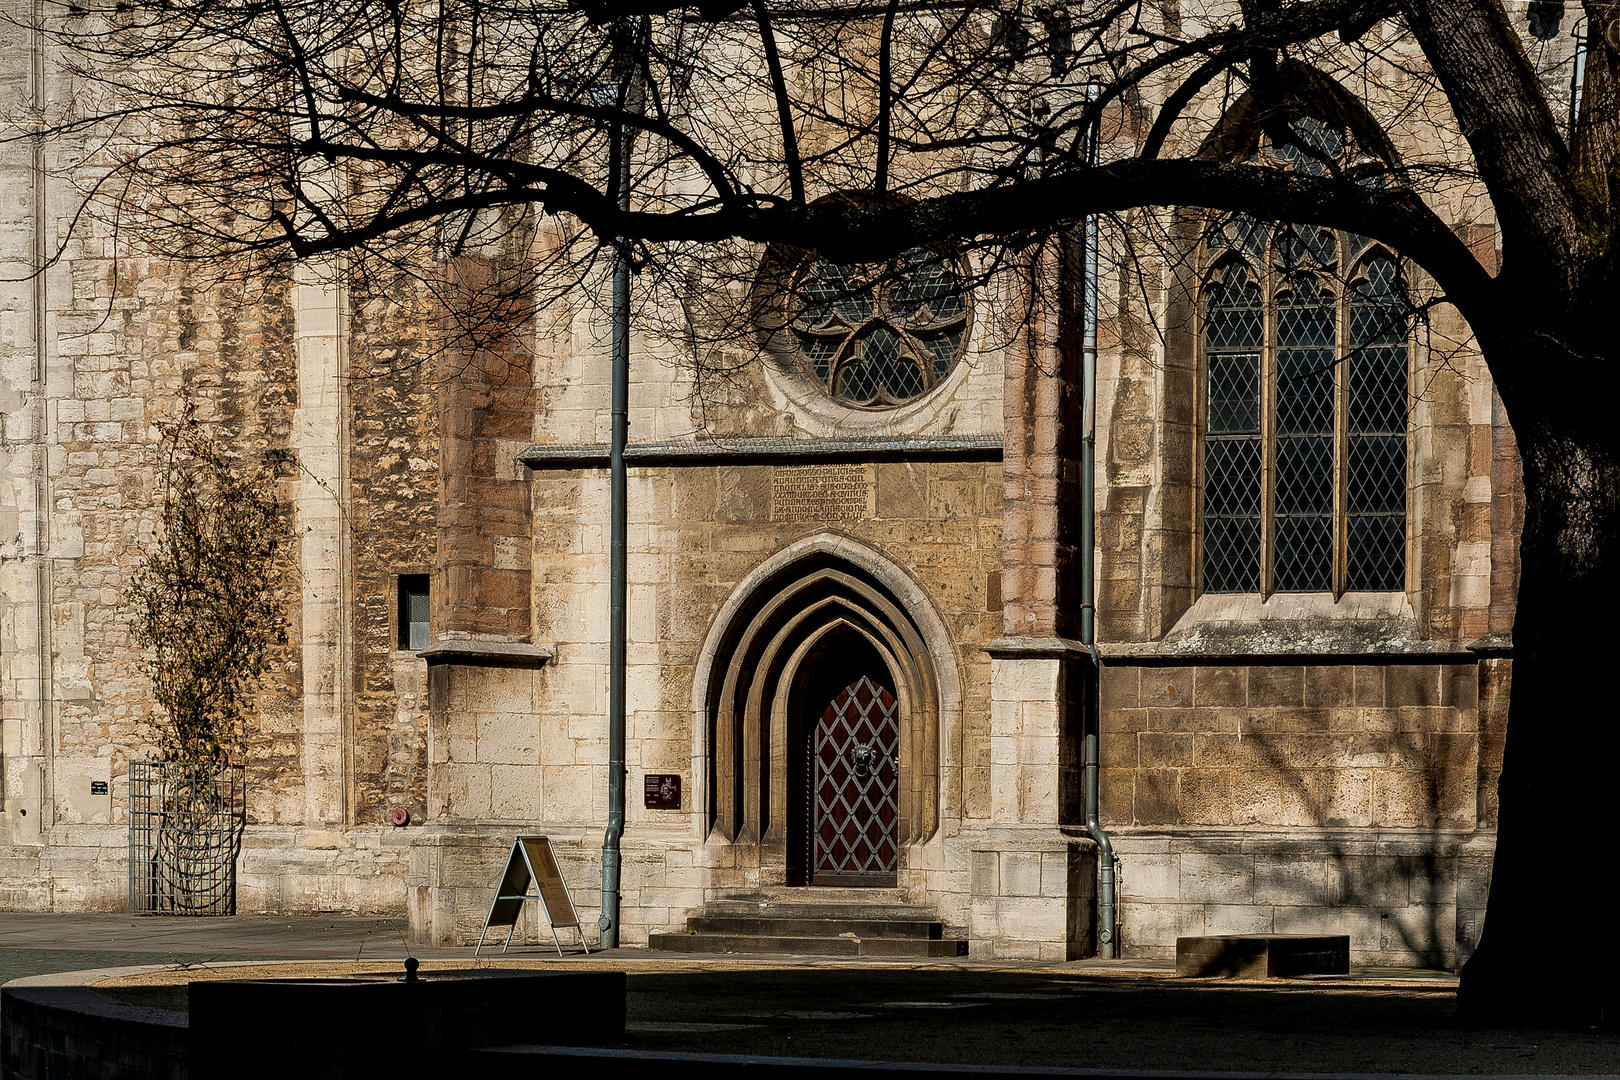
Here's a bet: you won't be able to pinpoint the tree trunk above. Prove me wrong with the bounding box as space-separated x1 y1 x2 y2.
1458 402 1620 1025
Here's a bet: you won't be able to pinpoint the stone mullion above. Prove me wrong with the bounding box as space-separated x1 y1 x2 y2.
1260 250 1277 600
1335 260 1351 600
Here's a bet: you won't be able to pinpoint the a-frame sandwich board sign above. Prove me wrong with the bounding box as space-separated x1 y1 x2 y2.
475 835 591 956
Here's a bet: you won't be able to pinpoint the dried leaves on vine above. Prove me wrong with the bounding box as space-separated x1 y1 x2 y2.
129 416 290 763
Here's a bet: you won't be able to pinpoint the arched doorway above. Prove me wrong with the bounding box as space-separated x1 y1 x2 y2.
693 534 960 889
793 633 899 887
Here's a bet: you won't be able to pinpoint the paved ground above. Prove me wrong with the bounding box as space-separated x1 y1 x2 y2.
4 913 1619 1075
0 912 438 989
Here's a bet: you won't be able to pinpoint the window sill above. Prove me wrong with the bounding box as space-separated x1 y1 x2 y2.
1101 590 1477 661
417 639 556 669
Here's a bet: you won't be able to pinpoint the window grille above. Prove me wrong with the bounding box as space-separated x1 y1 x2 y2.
399 574 430 650
790 248 969 408
1200 215 1410 595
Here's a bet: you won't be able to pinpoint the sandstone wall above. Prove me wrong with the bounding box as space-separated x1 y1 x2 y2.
0 6 1529 971
1078 36 1519 967
346 278 443 829
0 15 317 902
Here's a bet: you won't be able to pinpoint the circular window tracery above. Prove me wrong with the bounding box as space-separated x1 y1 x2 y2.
788 247 970 409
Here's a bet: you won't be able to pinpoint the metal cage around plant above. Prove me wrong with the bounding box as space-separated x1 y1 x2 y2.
128 761 245 916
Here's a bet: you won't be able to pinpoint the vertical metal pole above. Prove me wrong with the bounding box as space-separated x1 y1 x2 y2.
1078 85 1117 958
600 211 628 948
599 26 636 950
1568 17 1588 143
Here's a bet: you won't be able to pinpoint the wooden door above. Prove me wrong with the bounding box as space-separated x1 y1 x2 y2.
812 675 899 886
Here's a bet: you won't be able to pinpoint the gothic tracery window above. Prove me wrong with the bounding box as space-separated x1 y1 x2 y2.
1200 214 1410 595
789 247 969 408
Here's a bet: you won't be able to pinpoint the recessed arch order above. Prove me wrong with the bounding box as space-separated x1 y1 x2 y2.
689 533 961 862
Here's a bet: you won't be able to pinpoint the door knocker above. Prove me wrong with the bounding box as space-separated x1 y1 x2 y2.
850 741 881 780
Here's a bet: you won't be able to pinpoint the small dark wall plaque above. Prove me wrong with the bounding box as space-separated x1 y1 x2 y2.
644 774 682 809
90 781 108 795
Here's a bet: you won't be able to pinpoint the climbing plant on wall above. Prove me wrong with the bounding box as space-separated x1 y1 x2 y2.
128 409 290 763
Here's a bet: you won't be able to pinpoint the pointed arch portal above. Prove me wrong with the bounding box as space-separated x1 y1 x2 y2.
694 534 951 885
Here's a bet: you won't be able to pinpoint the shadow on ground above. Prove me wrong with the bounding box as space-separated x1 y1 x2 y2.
612 968 1620 1074
6 912 1616 1077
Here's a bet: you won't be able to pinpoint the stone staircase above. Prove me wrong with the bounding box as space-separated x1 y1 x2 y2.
648 888 969 957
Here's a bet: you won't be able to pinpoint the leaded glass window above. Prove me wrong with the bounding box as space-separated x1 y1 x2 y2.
789 248 969 408
1200 215 1410 595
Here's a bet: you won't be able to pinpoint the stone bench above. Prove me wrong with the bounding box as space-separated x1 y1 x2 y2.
1175 934 1350 979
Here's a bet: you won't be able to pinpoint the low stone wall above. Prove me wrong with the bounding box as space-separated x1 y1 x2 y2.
403 821 1097 959
2 963 626 1080
407 825 658 948
1 971 186 1080
235 825 415 913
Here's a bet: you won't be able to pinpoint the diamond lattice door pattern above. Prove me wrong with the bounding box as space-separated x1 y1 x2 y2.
813 676 900 884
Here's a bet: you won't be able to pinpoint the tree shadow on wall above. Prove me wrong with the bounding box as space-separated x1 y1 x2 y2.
1238 723 1460 970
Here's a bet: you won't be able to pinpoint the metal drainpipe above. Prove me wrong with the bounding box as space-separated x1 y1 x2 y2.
1079 85 1118 958
1568 17 1588 143
599 177 628 949
599 30 638 950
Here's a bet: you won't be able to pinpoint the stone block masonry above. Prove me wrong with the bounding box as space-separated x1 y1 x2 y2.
435 256 536 643
1100 661 1483 832
1098 657 1496 968
0 26 1516 974
1112 829 1481 969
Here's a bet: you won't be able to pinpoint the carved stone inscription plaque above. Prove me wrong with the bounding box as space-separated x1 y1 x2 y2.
771 464 872 522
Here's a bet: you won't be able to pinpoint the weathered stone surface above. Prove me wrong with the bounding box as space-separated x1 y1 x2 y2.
0 30 1512 977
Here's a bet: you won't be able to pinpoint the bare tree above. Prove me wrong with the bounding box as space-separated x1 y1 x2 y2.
25 0 1620 1021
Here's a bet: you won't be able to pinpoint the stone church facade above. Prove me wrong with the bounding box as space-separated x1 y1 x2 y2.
0 14 1518 968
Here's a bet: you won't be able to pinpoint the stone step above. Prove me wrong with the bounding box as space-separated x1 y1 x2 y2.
647 932 968 958
698 901 940 922
1175 934 1350 979
722 887 913 905
846 936 967 958
688 916 944 939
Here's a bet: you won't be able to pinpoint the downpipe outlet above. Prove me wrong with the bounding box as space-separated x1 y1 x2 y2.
1084 729 1118 955
599 817 623 944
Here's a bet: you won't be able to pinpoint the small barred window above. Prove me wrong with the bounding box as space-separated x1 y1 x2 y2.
398 574 430 650
1201 214 1410 595
789 248 969 408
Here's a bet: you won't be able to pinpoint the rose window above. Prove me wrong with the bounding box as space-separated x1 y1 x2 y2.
789 248 969 408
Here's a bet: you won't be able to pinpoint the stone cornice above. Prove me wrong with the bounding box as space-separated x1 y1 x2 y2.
418 639 556 669
1465 632 1513 658
1098 639 1500 664
981 636 1093 659
519 434 1003 469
